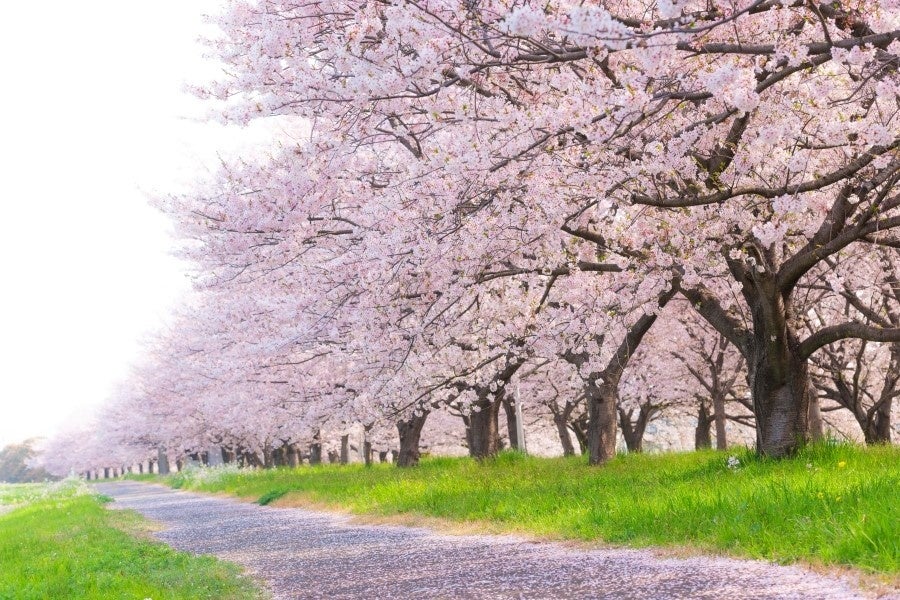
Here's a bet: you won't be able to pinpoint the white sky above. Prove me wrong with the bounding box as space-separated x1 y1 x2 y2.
0 1 273 446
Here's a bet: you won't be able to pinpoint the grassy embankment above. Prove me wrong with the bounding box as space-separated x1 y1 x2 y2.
0 479 264 599
159 443 898 575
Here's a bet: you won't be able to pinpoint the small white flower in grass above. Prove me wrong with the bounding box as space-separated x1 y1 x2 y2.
727 456 740 470
806 463 813 470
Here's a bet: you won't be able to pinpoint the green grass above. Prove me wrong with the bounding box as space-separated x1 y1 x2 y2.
0 482 48 505
0 480 264 599
160 444 899 574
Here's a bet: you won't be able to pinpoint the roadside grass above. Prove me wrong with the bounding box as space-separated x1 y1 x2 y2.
0 480 264 599
0 482 49 505
160 443 899 575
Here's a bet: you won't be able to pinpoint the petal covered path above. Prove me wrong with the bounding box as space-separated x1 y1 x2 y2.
97 482 874 600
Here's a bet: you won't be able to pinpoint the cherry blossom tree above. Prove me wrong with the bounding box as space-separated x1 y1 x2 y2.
39 0 900 473
199 0 900 457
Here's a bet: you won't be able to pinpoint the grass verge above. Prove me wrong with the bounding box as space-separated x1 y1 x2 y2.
0 480 264 599
157 443 898 577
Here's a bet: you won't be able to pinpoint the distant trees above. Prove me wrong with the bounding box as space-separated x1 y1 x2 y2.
0 439 56 483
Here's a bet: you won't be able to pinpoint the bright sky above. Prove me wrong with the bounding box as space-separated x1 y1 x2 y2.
0 1 272 446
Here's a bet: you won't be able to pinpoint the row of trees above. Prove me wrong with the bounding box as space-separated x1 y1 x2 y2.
42 0 900 476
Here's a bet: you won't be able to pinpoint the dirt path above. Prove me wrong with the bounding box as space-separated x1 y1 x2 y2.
97 481 877 600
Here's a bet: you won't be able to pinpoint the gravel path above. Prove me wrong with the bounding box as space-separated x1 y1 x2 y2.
97 481 878 600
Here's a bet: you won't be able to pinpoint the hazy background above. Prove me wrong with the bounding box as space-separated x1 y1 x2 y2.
0 1 271 446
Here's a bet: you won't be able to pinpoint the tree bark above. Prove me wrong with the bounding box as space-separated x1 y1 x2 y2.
363 440 373 466
309 443 322 465
681 280 812 457
460 415 475 456
867 345 898 444
585 382 618 465
808 390 825 441
244 451 262 468
618 405 655 453
712 393 728 450
157 449 170 475
695 402 712 449
309 430 323 464
468 400 502 459
363 425 374 466
869 397 894 444
340 435 350 464
746 298 811 457
553 416 576 456
286 444 300 468
396 412 429 467
502 396 521 450
570 414 589 454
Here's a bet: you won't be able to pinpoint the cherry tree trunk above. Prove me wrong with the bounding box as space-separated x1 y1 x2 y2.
554 416 576 457
865 345 898 444
340 435 349 464
585 383 618 465
862 397 895 445
469 401 502 459
243 452 262 468
286 444 300 468
618 406 651 454
620 424 643 453
263 446 274 468
309 443 322 465
362 425 374 466
157 449 170 475
695 403 712 450
712 393 728 450
869 399 894 444
460 415 475 456
570 417 589 454
807 390 824 441
746 293 810 457
502 397 521 450
396 412 429 467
